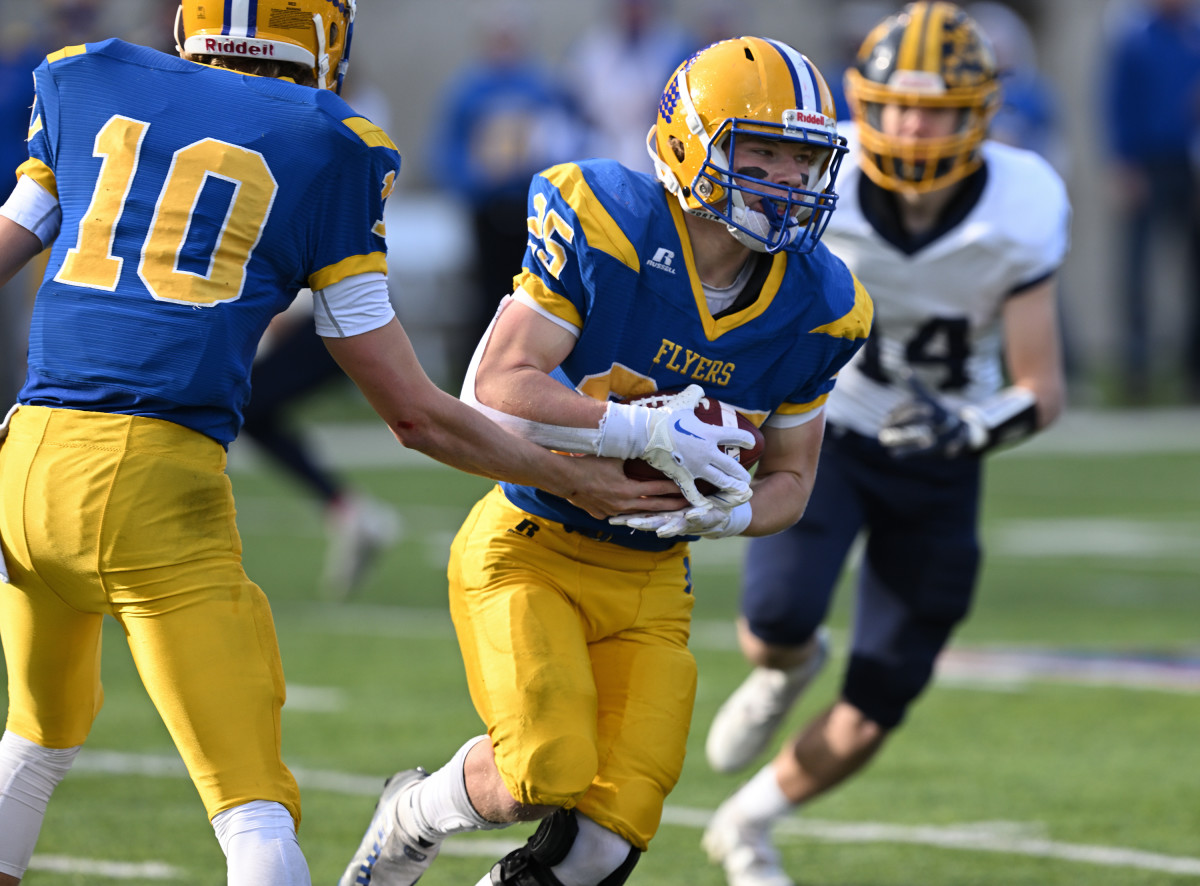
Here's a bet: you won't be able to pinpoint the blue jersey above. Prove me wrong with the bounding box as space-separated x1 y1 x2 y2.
16 40 401 446
502 159 872 548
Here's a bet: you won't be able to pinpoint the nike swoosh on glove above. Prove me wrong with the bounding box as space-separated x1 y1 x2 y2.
598 384 753 506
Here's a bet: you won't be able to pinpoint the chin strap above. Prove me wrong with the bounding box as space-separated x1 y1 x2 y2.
173 4 184 54
312 14 330 89
726 205 799 254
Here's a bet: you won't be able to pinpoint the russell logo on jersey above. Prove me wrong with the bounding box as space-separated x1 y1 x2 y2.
647 247 676 274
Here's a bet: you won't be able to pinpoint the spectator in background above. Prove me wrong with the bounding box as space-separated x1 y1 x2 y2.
561 0 698 172
429 5 586 380
1103 0 1200 403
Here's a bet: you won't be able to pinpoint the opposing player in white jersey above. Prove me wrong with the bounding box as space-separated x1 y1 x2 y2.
701 5 1070 885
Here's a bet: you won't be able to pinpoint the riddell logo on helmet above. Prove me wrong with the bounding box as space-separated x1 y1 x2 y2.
204 38 276 57
783 110 828 128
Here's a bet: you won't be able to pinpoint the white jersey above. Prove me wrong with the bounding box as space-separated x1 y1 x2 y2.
823 124 1071 437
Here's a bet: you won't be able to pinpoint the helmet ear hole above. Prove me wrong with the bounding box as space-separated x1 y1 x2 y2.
329 22 339 49
669 136 686 162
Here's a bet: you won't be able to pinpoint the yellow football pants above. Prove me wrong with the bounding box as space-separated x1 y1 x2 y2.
448 486 697 851
0 406 301 825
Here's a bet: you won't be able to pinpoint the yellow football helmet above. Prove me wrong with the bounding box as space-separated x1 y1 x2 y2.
843 1 1000 194
646 36 847 255
176 0 356 92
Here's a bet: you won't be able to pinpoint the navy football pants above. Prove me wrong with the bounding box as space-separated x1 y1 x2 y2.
741 427 982 729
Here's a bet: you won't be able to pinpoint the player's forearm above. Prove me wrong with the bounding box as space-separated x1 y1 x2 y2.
377 390 684 516
385 385 583 490
325 323 577 488
1024 376 1065 431
1002 280 1066 436
473 364 608 430
741 469 813 537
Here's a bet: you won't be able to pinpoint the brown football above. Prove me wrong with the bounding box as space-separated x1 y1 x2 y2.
620 390 765 494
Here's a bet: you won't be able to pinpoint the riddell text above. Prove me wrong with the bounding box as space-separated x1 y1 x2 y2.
204 39 276 56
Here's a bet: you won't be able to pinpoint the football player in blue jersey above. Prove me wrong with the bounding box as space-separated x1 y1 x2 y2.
0 2 734 884
701 6 1070 885
339 36 872 886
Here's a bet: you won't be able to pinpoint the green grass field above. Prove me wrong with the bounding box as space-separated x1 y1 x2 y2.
3 406 1199 885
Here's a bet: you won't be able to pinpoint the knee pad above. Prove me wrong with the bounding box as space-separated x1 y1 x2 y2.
843 653 930 730
521 736 598 805
487 809 640 886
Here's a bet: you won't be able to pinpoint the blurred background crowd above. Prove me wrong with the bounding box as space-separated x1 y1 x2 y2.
3 0 1200 409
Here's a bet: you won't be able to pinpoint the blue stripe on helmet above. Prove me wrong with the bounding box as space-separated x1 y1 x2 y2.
222 0 233 35
765 38 806 109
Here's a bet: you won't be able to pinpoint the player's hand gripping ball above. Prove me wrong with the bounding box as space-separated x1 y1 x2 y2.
621 390 765 494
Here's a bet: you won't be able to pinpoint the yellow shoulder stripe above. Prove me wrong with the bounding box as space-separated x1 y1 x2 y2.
47 44 88 64
541 164 639 272
513 270 584 330
16 157 57 200
810 274 873 340
342 117 398 151
309 252 388 291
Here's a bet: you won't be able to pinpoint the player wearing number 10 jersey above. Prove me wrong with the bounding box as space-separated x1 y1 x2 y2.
16 39 401 445
0 5 686 883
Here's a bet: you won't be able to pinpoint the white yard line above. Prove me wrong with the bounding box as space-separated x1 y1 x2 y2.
61 750 1200 878
665 807 1200 877
29 855 184 879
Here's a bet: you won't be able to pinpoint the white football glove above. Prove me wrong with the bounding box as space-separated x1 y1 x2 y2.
611 494 752 539
597 384 753 507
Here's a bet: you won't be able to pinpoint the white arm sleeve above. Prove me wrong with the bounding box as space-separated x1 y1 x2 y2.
0 174 61 248
458 295 602 454
312 271 395 338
